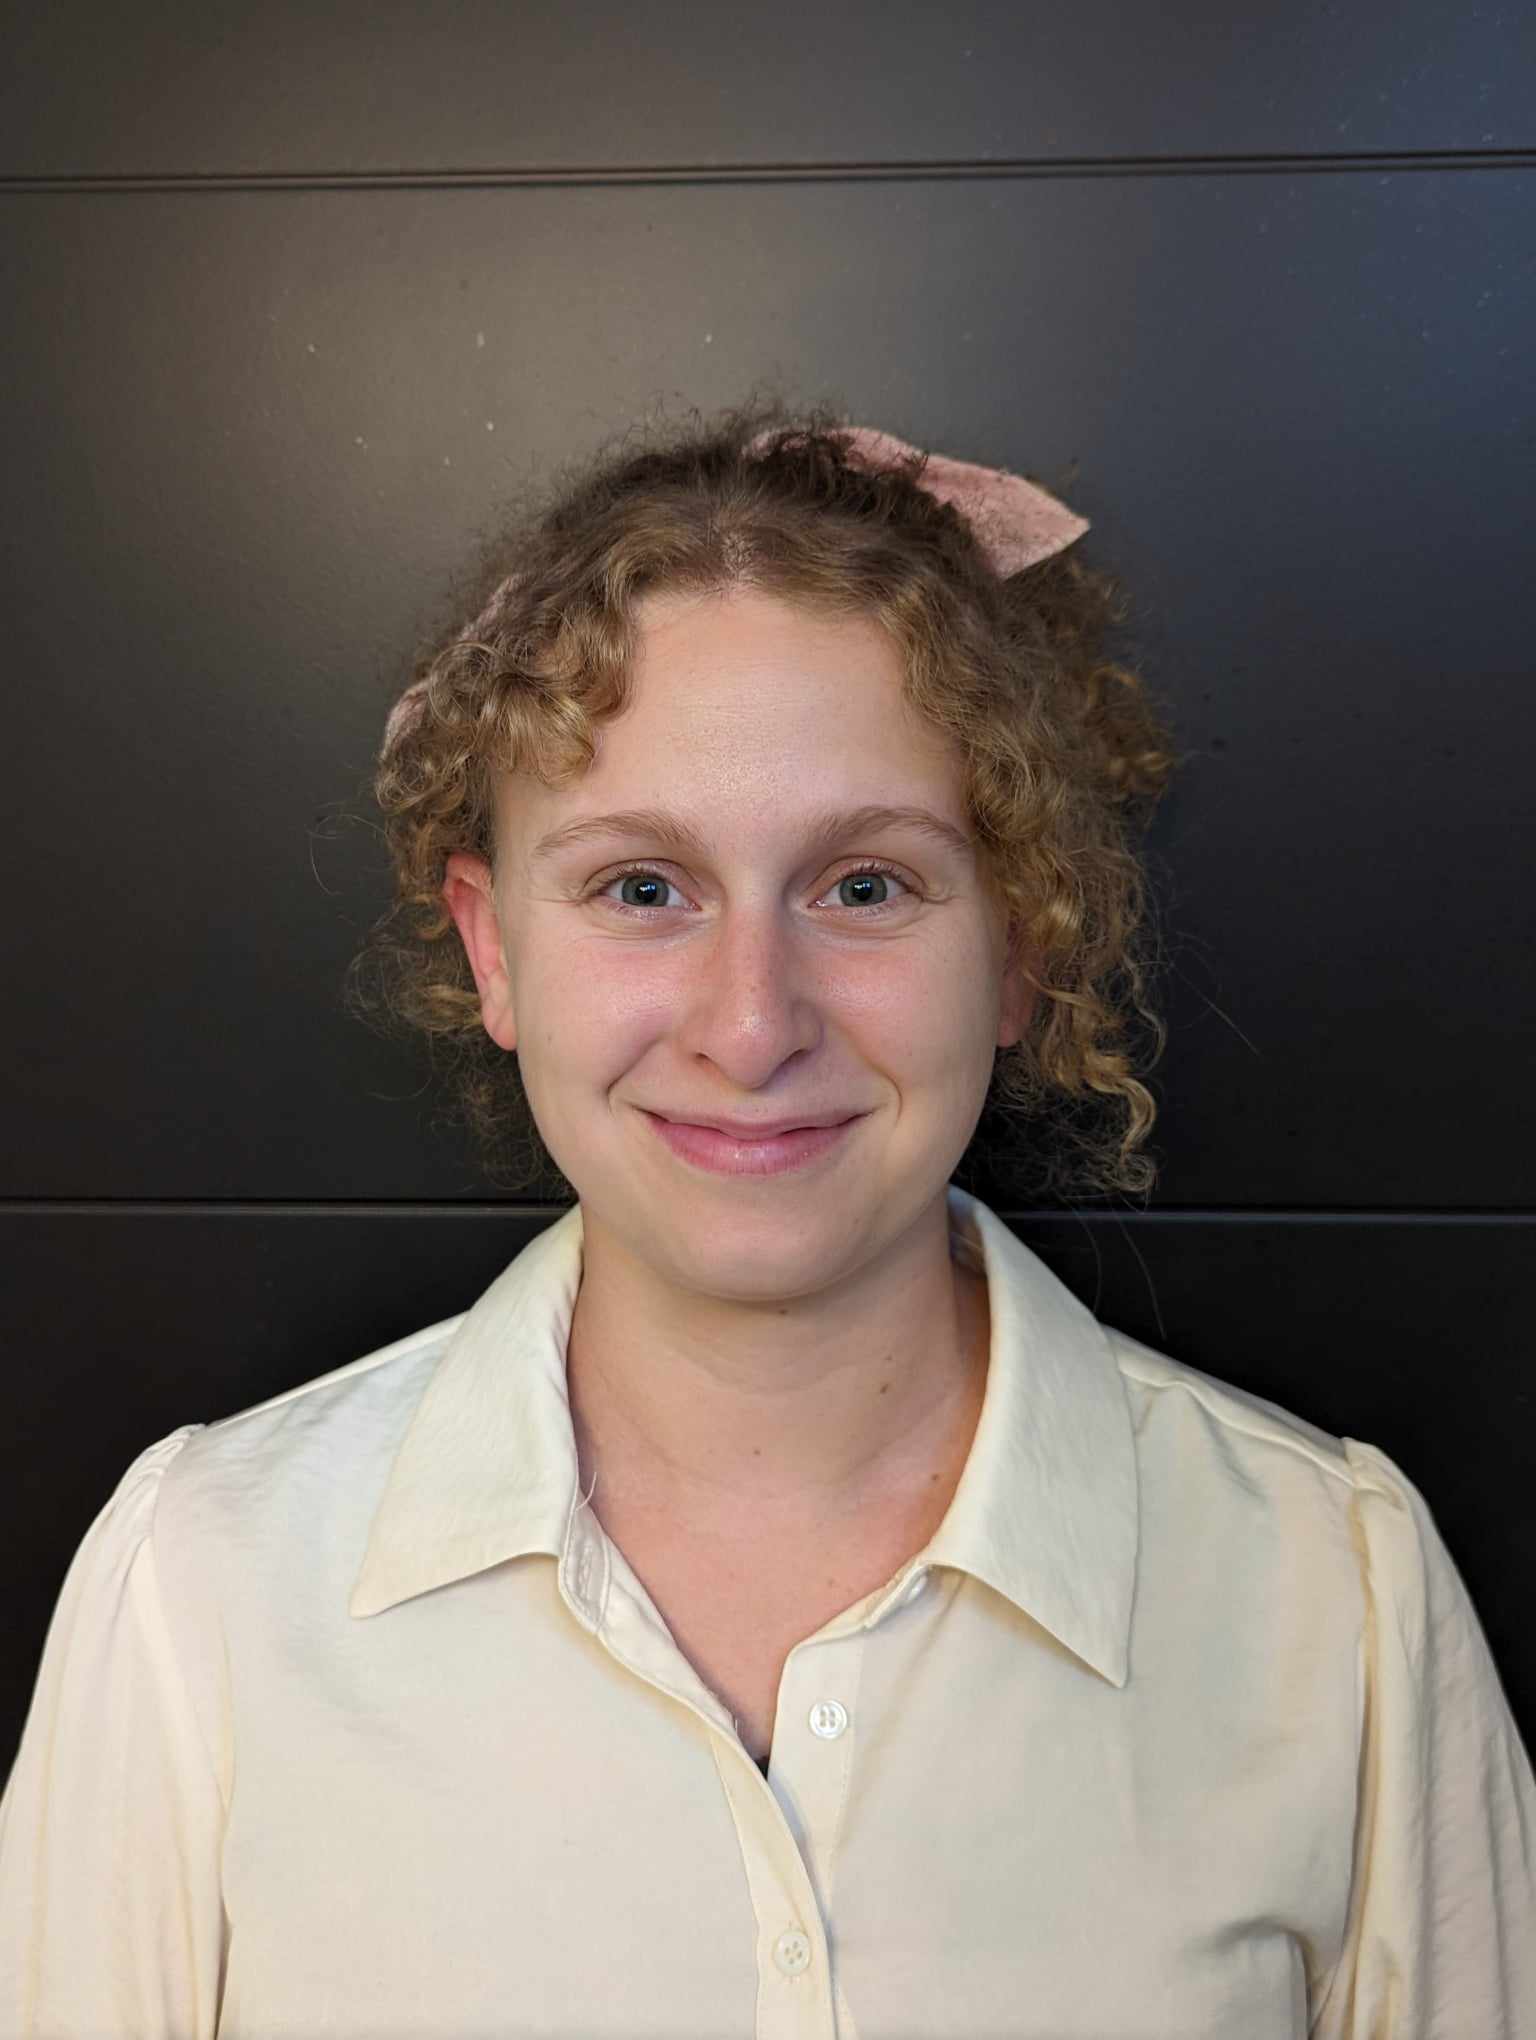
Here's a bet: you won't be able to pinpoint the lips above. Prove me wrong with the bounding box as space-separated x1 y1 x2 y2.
654 1112 854 1139
643 1110 861 1176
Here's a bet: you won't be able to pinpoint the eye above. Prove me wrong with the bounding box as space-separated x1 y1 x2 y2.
824 864 914 912
587 860 918 918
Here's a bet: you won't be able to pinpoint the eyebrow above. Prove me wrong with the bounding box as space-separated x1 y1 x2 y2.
528 802 977 868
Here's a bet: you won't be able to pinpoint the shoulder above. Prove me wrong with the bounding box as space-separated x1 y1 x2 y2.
141 1313 464 1606
1106 1324 1357 1484
1102 1320 1472 1611
1100 1324 1424 1588
208 1312 463 1440
1096 1327 1466 1708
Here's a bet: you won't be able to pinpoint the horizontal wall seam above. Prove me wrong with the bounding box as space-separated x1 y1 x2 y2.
2 148 1534 195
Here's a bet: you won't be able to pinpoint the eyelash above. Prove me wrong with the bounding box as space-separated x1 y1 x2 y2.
586 859 918 920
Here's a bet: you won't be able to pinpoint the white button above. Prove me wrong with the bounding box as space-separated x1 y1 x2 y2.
901 1567 930 1605
773 1928 812 1975
808 1698 848 1739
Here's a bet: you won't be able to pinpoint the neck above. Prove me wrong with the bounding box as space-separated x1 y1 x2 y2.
563 1194 992 1531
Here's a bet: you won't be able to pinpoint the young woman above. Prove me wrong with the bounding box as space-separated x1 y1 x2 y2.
2 399 1531 2035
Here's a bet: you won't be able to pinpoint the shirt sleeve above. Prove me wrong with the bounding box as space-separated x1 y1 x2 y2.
0 1427 228 2038
1310 1435 1536 2038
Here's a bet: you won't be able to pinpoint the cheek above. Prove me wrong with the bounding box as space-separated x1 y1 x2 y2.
808 948 1005 1107
916 979 1004 1089
518 945 667 1067
907 945 1011 1104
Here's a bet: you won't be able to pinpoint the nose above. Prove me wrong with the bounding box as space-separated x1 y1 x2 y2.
671 904 826 1088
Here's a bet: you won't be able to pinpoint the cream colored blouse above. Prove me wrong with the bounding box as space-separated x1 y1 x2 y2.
2 1186 1532 2037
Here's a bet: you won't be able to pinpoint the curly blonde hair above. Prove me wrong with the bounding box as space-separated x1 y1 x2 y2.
344 393 1179 1206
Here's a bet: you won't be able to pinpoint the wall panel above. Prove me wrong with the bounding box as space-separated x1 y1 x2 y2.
4 2 1532 180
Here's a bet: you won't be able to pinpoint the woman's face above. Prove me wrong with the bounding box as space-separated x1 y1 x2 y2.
444 586 1035 1300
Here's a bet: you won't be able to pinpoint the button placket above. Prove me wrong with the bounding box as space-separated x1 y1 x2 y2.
706 1736 834 2038
766 1631 866 1928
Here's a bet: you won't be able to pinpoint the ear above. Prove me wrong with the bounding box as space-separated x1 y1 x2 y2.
442 851 518 1051
995 913 1042 1051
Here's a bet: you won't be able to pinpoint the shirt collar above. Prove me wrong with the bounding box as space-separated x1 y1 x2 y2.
349 1184 1139 1688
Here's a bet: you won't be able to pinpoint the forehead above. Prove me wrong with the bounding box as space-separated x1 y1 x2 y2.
615 585 955 773
495 586 971 859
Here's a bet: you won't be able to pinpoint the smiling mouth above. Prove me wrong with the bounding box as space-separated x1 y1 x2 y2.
642 1110 862 1176
652 1113 856 1139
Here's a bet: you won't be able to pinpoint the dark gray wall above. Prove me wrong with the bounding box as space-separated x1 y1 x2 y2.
3 4 1533 1766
